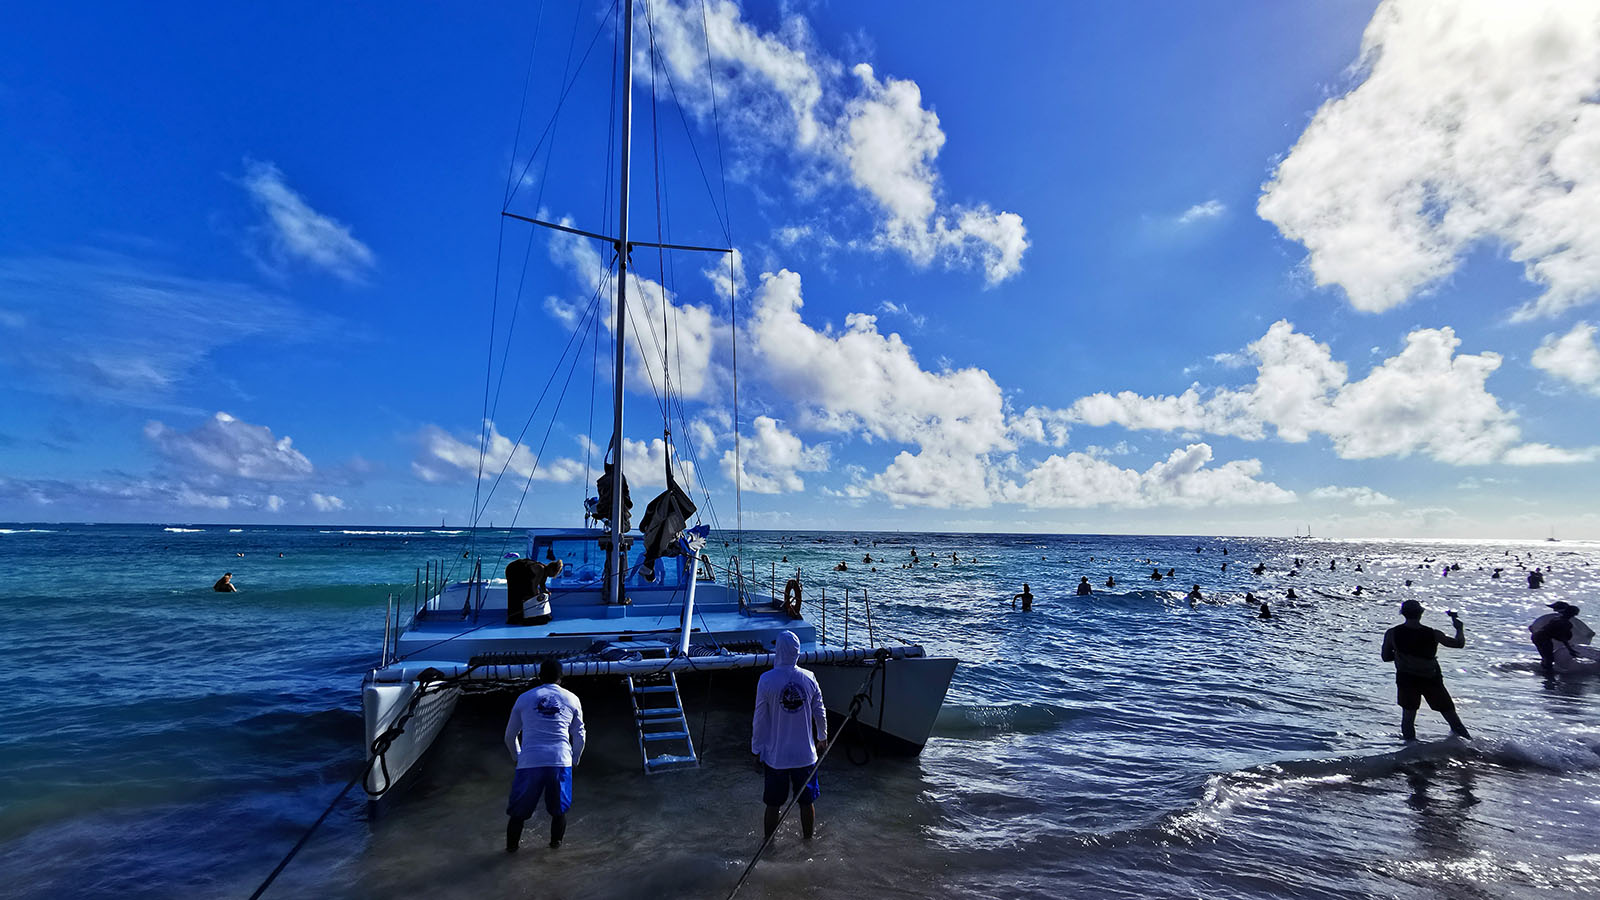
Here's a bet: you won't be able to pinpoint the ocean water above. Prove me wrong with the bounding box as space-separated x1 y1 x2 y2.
1 524 1598 899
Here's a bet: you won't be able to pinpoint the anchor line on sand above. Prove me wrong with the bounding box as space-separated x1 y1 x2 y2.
727 650 890 900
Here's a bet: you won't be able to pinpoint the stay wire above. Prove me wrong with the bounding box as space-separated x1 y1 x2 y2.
500 0 548 209
654 23 730 243
472 271 610 526
621 267 710 503
694 0 743 548
500 284 602 550
505 0 618 209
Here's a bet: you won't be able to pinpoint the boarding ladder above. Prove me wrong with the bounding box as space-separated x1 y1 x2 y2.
625 642 699 773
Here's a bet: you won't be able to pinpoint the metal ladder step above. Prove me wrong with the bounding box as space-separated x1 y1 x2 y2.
625 672 699 774
642 731 690 742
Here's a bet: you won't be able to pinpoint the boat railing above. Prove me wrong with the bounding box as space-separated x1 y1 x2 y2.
704 556 881 651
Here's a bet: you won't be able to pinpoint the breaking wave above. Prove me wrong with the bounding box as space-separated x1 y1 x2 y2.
1164 731 1600 837
933 702 1085 736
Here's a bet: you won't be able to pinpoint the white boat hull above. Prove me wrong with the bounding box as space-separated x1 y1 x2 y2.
814 656 958 753
362 678 461 799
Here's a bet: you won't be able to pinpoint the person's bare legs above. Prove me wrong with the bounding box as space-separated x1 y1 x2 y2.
1400 707 1419 742
799 803 815 839
764 805 781 838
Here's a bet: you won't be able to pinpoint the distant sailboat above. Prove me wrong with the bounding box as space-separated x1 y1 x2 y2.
1547 526 1559 542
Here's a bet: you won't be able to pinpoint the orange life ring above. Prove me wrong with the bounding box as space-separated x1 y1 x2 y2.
782 578 803 618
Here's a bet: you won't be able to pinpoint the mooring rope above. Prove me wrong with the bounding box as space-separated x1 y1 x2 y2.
726 651 890 899
249 665 486 898
245 768 364 900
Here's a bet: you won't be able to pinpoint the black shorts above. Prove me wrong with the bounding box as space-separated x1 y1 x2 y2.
1395 673 1454 711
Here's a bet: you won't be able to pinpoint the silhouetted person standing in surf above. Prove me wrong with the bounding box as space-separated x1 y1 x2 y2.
1381 600 1470 742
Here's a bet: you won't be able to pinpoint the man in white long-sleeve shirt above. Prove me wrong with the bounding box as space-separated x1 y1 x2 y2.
752 630 827 840
503 659 585 851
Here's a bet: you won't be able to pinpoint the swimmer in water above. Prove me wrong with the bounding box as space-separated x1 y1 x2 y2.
1259 602 1272 619
1150 568 1163 581
1105 576 1116 588
1012 584 1034 612
1186 584 1203 605
1285 588 1298 600
213 572 238 592
1244 592 1257 604
1076 577 1092 596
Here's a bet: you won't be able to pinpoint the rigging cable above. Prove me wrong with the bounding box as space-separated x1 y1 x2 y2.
472 269 610 526
695 0 744 552
504 0 621 208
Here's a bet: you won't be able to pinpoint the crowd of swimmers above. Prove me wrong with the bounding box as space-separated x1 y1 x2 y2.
991 544 1594 740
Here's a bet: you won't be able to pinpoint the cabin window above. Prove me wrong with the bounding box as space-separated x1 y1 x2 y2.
537 538 606 587
629 555 687 588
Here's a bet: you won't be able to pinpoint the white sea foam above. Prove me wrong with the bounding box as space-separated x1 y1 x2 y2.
319 530 425 536
162 527 204 533
228 528 243 533
432 530 467 535
1490 733 1600 772
0 528 56 534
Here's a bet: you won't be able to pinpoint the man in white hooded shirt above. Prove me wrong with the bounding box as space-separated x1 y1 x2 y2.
503 659 585 851
752 630 828 839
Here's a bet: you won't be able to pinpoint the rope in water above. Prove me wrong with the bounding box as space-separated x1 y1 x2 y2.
245 767 364 900
248 666 482 898
726 651 890 900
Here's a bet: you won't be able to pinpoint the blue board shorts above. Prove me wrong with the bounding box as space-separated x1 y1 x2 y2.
763 763 820 807
506 765 572 819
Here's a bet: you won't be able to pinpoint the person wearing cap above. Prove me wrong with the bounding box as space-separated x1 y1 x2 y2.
1531 602 1572 671
752 630 827 840
1380 600 1470 742
1533 603 1600 672
503 658 585 851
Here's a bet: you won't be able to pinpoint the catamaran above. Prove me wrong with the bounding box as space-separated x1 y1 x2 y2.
360 2 957 801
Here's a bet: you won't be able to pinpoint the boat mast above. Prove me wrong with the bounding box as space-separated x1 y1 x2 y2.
609 0 635 606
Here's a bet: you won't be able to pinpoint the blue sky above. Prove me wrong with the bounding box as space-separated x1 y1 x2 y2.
2 0 1598 538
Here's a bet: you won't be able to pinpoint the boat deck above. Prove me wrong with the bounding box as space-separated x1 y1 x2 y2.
393 585 817 662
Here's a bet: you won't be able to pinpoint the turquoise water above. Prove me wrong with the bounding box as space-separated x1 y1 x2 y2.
1 524 1598 898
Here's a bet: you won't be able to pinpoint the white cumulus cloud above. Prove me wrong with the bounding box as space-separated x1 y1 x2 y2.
1066 320 1588 466
643 1 1026 284
1258 0 1600 318
241 160 375 283
1309 485 1397 507
1177 200 1226 225
144 412 314 481
412 422 587 485
720 415 828 494
1531 322 1600 394
310 492 345 512
1005 443 1295 510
